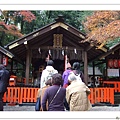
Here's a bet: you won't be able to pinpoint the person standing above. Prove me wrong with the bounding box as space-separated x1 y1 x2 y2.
0 64 10 111
40 60 58 88
62 62 72 111
62 62 72 88
35 79 52 111
72 62 84 82
41 73 66 111
66 73 92 111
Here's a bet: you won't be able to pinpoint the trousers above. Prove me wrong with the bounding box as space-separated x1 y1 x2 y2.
64 98 70 111
0 92 4 111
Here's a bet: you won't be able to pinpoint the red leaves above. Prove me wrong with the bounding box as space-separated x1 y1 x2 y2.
0 21 23 37
0 10 36 38
19 11 36 22
0 21 9 30
83 11 120 44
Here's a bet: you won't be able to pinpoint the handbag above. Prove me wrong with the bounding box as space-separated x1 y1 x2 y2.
35 97 41 111
49 86 61 106
35 89 42 111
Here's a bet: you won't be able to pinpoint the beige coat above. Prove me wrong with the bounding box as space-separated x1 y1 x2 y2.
36 85 50 111
66 80 92 111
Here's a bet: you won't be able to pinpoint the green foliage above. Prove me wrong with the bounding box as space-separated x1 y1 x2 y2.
106 37 120 48
42 10 93 33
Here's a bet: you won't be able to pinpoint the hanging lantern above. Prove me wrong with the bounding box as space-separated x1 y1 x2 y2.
113 59 118 68
108 59 113 68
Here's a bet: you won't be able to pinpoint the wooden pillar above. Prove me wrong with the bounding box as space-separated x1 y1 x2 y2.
83 51 88 86
64 54 67 71
105 57 108 80
92 61 95 87
25 49 30 85
10 59 13 75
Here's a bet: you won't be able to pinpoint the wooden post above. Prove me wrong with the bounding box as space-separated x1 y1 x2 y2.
10 59 13 75
83 51 88 86
64 54 68 71
92 61 95 87
105 57 108 80
25 49 30 85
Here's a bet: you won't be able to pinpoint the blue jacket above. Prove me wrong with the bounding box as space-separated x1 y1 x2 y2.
0 68 10 93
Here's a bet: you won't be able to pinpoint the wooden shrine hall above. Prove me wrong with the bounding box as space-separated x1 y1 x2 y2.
5 15 108 85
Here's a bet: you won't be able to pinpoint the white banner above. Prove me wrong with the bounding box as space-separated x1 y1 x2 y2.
107 69 119 77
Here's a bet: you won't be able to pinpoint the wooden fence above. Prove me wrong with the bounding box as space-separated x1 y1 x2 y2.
88 88 114 104
3 87 21 103
3 87 114 105
19 88 39 104
102 81 120 92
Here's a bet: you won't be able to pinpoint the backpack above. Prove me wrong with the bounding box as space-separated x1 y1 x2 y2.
46 70 55 81
75 73 82 82
72 70 84 82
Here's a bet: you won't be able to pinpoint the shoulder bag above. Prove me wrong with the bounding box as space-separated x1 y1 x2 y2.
49 86 61 106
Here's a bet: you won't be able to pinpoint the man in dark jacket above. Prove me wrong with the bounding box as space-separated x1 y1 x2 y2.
0 64 10 111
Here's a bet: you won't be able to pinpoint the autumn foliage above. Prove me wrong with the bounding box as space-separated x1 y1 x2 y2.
0 10 36 38
83 11 120 45
19 11 36 22
0 21 23 37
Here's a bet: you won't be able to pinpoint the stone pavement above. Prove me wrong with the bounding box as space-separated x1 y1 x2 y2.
4 105 35 111
3 104 120 111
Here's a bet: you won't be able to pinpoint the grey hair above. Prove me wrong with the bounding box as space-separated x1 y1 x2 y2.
68 73 77 82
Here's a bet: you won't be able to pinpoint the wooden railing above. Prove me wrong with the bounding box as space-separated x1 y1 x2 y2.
102 81 120 92
3 87 114 105
3 87 21 103
88 88 114 105
19 88 39 104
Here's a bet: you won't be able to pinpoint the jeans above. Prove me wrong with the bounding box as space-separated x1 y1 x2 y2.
0 92 4 111
64 98 69 111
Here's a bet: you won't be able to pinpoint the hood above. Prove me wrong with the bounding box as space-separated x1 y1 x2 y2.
46 66 55 71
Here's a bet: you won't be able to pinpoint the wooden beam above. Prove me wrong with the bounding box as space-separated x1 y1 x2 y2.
63 33 84 47
31 37 53 49
85 45 94 51
31 46 83 51
99 44 120 60
64 37 83 48
8 26 52 49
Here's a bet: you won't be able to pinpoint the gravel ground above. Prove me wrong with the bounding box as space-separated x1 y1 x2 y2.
3 104 120 111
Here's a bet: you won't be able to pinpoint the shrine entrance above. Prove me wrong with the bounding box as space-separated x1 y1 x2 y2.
5 15 107 86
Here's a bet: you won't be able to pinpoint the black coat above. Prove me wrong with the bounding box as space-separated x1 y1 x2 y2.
0 69 10 93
